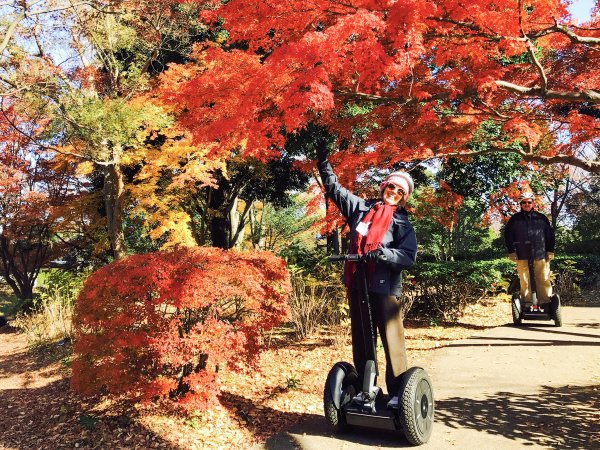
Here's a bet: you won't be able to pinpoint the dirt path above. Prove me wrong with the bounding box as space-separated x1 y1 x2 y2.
1 300 597 450
256 305 600 450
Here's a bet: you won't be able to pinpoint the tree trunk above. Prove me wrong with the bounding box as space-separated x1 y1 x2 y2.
103 163 127 260
207 183 231 249
232 199 256 249
0 235 43 309
229 197 243 248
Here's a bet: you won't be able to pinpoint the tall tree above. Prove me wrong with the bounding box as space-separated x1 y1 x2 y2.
166 0 599 181
133 150 309 249
1 0 210 260
0 108 76 304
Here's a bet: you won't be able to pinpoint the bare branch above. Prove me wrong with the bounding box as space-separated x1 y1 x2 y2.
1 1 113 57
519 0 548 92
437 145 600 174
495 80 600 103
551 21 600 46
333 89 452 105
0 9 26 56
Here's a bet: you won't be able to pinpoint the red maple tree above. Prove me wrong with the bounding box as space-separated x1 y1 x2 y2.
0 106 78 304
162 0 598 178
71 246 291 411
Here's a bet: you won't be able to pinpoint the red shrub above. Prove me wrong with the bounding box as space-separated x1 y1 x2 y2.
71 247 291 411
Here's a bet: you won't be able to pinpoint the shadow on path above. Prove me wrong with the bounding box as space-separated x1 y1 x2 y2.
0 325 73 379
575 322 600 330
502 325 600 340
445 324 600 348
436 384 599 450
224 391 414 450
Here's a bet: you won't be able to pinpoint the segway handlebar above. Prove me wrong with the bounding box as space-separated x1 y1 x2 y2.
328 253 387 263
328 254 363 262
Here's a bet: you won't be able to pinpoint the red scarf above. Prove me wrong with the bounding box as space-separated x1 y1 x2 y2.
345 202 396 289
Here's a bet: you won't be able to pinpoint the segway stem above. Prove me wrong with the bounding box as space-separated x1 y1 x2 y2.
328 254 379 378
357 261 379 378
525 241 538 305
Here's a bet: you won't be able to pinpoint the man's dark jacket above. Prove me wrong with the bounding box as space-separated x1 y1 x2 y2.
504 210 555 260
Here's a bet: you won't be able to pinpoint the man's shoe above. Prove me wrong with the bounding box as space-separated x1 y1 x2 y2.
387 396 399 409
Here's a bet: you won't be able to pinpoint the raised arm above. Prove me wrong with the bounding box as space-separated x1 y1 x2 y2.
316 140 365 219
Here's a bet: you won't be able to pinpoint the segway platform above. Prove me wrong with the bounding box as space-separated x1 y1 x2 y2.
324 361 434 445
344 394 397 431
521 304 552 321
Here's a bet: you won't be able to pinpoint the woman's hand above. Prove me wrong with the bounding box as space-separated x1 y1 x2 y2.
364 249 384 263
316 139 329 162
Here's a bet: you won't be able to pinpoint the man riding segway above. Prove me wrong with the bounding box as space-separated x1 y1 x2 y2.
504 190 557 319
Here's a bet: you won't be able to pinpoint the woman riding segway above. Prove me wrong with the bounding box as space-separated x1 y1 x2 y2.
316 139 433 445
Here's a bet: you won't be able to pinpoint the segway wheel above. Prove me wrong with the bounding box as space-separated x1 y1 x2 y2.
398 367 434 445
511 295 522 326
551 294 562 327
323 362 358 433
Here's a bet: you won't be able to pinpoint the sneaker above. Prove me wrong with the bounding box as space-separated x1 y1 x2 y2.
387 396 399 409
530 304 538 312
353 392 367 404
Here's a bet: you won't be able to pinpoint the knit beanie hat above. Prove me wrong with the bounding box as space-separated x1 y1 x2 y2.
518 191 534 201
379 171 414 199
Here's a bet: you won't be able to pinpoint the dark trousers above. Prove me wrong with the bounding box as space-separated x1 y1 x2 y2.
349 288 408 396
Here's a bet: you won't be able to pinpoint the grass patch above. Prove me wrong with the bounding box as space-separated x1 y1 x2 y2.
0 283 23 320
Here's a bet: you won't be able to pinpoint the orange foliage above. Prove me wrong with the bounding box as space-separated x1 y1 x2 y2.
413 181 464 229
71 247 291 412
483 180 535 225
163 0 599 176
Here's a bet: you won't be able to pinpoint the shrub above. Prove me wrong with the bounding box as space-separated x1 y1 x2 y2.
405 259 512 322
553 254 600 288
71 247 291 412
552 254 600 303
13 270 85 347
287 264 346 339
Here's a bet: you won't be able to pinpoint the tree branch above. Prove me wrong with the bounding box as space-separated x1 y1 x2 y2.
495 80 600 103
0 9 26 56
437 145 600 174
333 89 450 105
550 21 600 46
519 0 548 92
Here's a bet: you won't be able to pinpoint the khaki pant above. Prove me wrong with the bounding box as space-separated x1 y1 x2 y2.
516 259 553 304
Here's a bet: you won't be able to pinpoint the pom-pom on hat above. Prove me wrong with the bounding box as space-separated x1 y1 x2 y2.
379 171 414 199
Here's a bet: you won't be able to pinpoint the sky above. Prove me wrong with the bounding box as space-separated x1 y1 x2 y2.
569 0 596 22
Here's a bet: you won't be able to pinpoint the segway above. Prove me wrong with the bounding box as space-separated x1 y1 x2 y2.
511 241 562 327
323 254 434 446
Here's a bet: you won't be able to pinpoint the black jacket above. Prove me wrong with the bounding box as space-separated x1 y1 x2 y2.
504 210 555 260
318 160 417 295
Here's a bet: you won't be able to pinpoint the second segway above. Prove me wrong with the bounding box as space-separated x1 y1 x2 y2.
323 254 434 445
